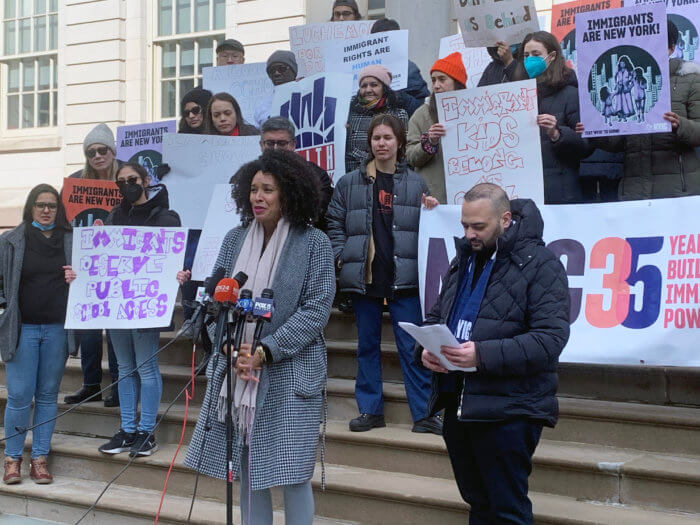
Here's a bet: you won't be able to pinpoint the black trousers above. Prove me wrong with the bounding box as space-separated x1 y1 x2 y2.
442 396 543 525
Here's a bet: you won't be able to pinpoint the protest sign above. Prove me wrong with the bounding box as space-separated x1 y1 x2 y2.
65 226 187 330
202 62 274 126
552 0 623 71
453 0 540 48
576 3 672 138
271 73 354 183
116 121 176 184
62 178 121 227
324 30 409 90
439 34 492 89
435 79 544 205
419 197 700 366
161 134 260 228
191 184 240 281
289 21 375 78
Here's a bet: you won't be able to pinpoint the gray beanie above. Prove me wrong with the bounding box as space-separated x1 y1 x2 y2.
266 50 298 77
83 123 116 155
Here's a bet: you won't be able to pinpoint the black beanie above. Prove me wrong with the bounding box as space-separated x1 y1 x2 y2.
180 87 213 113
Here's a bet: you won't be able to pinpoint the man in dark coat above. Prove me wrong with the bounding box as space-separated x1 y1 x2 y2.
416 183 570 524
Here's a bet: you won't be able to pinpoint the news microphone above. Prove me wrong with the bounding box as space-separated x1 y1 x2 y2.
207 271 248 318
177 266 225 339
211 277 244 357
231 290 253 359
251 289 274 347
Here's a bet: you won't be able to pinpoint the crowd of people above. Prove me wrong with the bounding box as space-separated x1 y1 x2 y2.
1 0 699 523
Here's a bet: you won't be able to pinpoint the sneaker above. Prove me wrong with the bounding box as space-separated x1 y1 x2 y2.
98 429 136 455
349 413 385 432
29 456 53 484
64 385 101 404
412 415 443 436
129 431 158 457
3 457 22 485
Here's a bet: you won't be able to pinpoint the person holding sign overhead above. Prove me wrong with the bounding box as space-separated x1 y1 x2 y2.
204 92 260 137
406 52 468 204
1 184 76 484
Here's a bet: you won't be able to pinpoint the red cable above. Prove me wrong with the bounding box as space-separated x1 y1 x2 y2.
154 342 197 524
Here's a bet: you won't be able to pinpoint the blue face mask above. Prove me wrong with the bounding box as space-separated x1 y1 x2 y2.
32 220 55 231
524 55 547 79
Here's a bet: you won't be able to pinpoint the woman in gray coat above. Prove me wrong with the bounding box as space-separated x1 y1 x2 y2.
184 150 335 525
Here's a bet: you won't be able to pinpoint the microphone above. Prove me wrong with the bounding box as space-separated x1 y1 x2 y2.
251 289 274 349
210 274 248 356
231 290 254 359
177 266 225 339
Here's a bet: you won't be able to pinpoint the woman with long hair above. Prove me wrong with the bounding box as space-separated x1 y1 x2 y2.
614 56 636 121
1 184 76 484
205 92 259 136
179 87 213 134
406 52 467 203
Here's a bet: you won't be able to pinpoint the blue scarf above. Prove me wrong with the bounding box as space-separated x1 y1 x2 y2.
32 221 55 231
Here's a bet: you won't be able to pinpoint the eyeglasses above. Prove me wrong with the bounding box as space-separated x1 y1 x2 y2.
183 105 202 118
34 202 58 211
86 146 110 158
268 64 291 76
261 140 294 150
333 9 355 19
116 176 141 189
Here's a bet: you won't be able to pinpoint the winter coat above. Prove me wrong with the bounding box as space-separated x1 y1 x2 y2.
406 103 447 204
345 89 409 173
578 149 624 203
477 57 526 87
595 59 700 200
105 184 181 228
398 60 431 117
416 199 570 427
326 160 428 294
538 71 592 204
184 225 335 489
0 223 76 362
305 160 334 232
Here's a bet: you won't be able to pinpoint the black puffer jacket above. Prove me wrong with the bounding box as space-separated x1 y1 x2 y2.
417 199 570 427
326 160 428 295
106 184 181 227
538 71 591 204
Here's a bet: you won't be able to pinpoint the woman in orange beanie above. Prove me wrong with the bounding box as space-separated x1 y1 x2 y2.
406 52 467 203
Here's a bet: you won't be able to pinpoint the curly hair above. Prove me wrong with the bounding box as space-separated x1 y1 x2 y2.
229 149 321 228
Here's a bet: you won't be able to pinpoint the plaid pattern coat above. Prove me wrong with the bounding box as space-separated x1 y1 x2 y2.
184 224 335 490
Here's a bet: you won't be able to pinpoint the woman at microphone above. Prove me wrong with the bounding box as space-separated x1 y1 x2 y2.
184 149 335 524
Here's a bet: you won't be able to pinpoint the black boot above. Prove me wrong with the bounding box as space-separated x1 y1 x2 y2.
104 384 119 407
64 385 101 404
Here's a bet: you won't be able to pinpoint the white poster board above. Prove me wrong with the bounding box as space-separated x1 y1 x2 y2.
191 184 240 281
161 134 260 228
418 197 700 366
453 0 540 47
435 79 544 205
439 34 492 89
202 62 274 126
271 73 354 183
324 30 409 90
65 226 187 329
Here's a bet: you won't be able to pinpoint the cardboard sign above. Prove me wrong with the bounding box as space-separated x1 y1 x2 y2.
439 34 493 89
65 226 187 329
576 3 672 137
62 178 121 226
453 0 540 48
418 197 700 366
435 79 544 205
116 121 176 184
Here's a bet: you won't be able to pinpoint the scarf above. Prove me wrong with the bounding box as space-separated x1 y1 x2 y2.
217 218 291 441
359 95 387 111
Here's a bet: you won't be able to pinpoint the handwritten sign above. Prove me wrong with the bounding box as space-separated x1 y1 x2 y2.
62 178 120 226
439 35 492 89
324 30 409 90
453 0 540 48
289 21 375 78
116 121 176 184
271 73 354 183
161 134 260 228
65 226 187 329
435 79 544 205
191 184 240 281
202 62 274 126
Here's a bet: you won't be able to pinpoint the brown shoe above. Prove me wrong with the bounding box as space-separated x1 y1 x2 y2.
29 456 53 484
3 457 22 484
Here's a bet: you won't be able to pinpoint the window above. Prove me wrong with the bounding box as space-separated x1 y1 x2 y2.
154 0 225 119
367 0 386 20
1 0 58 130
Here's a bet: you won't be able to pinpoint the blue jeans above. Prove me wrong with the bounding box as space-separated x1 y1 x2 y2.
108 329 162 433
78 329 118 386
4 324 67 459
352 294 432 422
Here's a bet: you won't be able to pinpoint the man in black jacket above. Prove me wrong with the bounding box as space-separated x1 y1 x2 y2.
417 183 569 524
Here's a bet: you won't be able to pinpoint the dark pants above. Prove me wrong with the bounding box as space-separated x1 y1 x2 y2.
79 330 118 386
442 396 543 525
352 294 432 422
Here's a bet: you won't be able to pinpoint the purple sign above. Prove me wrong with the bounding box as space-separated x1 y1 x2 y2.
116 121 176 183
576 3 672 138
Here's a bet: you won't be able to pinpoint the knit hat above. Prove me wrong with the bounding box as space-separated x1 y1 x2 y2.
180 87 213 113
83 123 116 155
216 39 244 55
431 52 467 86
266 50 298 77
358 65 392 88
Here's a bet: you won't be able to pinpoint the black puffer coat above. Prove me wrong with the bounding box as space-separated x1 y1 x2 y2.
538 71 591 204
106 184 181 227
417 199 570 427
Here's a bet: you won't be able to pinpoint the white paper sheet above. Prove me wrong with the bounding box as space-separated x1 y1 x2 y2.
398 322 475 372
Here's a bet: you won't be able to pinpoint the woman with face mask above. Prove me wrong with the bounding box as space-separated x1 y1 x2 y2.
521 31 591 204
97 163 181 458
204 92 260 136
345 65 409 173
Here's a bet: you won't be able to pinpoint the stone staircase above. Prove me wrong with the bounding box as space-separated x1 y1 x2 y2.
1 309 699 524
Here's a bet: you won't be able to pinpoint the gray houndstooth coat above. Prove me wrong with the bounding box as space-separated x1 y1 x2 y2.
184 224 335 490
